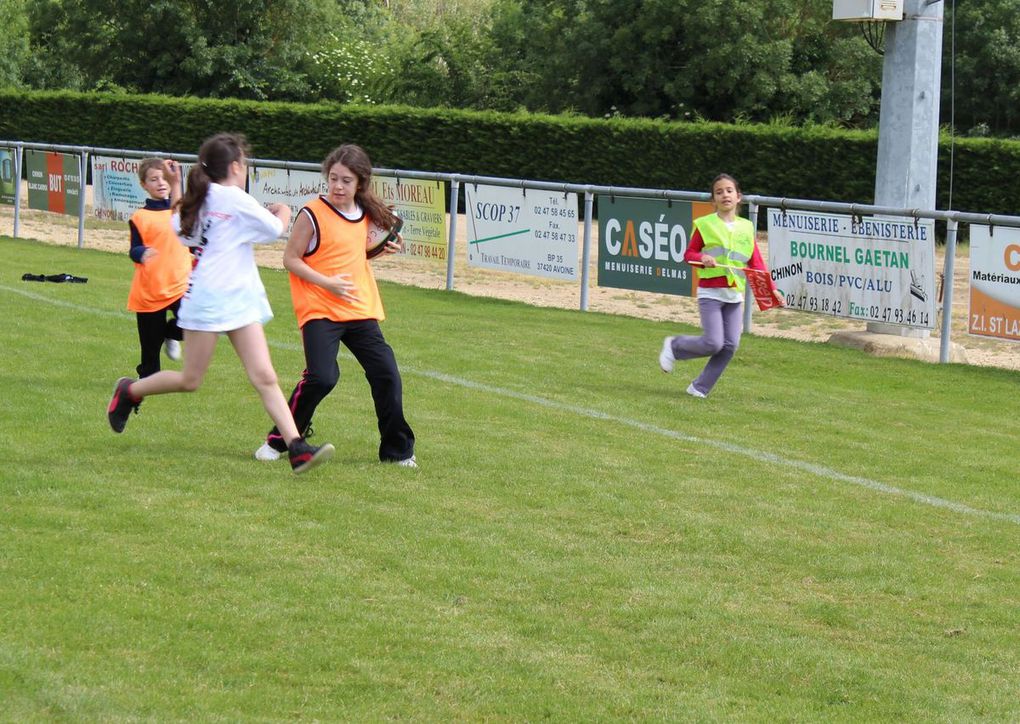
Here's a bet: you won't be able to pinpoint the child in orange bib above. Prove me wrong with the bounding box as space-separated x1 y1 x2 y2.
256 144 417 467
126 158 191 377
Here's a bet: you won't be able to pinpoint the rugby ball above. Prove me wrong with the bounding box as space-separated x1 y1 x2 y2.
366 216 403 258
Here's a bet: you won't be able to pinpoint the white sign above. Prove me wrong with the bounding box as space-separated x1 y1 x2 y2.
91 155 149 222
767 209 936 329
371 177 447 262
465 184 579 280
968 225 1020 341
177 162 196 197
249 167 325 233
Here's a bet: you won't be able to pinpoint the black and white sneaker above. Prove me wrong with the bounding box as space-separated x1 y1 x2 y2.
254 432 290 461
163 338 182 361
659 336 675 373
394 455 418 469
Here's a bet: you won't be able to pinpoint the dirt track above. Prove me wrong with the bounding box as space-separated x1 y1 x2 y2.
2 201 1017 372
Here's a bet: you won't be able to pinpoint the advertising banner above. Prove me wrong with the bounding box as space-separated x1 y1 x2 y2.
371 177 447 261
598 197 709 295
91 155 149 221
26 150 81 216
767 209 936 329
968 225 1020 341
465 184 579 280
249 166 325 234
1 148 17 206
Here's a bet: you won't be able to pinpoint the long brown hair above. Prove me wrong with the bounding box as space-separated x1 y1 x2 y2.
178 133 251 237
321 144 399 230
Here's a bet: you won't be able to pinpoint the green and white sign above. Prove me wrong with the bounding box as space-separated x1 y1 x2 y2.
466 184 579 280
597 196 696 295
26 150 81 216
767 209 936 328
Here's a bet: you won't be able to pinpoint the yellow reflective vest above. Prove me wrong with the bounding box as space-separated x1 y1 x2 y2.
692 213 755 292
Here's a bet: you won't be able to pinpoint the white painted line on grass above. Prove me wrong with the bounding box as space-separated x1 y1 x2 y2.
408 368 1020 527
1 283 129 317
4 282 1017 526
0 284 306 352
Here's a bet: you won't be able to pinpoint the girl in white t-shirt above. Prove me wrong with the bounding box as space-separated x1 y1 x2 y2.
107 133 333 474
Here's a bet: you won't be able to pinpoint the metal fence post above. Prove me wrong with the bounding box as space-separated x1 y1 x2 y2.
580 190 594 311
939 218 959 364
12 144 23 238
76 150 87 249
744 201 759 333
446 178 459 291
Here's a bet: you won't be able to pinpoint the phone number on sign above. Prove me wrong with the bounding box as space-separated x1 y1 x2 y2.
785 294 930 326
533 229 576 243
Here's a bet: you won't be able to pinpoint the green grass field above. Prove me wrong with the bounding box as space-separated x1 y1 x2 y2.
1 236 1018 720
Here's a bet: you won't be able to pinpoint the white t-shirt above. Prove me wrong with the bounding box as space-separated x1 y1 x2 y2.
697 286 745 304
173 183 284 332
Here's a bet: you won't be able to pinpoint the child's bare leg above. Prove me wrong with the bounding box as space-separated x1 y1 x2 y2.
227 323 300 445
130 330 218 397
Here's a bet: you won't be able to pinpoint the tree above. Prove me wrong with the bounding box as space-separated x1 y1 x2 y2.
487 0 882 125
384 0 525 110
23 0 353 99
942 0 1020 135
0 0 33 88
303 2 407 104
30 0 1019 137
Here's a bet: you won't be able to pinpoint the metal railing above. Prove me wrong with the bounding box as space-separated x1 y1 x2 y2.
4 139 1020 364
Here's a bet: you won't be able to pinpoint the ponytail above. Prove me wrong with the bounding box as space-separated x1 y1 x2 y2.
178 165 209 238
176 132 252 238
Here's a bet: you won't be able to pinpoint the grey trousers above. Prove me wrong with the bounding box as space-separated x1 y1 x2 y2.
670 298 743 395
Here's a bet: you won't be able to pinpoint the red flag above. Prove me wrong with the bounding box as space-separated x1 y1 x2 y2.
691 261 786 311
743 267 785 311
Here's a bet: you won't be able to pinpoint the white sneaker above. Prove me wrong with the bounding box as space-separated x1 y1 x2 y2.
254 442 282 461
686 383 707 399
394 455 418 468
659 336 675 373
164 338 182 361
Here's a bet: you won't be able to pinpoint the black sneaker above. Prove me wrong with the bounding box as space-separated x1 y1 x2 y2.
288 437 335 474
107 377 141 433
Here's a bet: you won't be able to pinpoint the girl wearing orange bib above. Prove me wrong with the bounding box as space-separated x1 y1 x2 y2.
257 144 417 467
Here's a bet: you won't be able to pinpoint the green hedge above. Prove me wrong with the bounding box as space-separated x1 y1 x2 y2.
1 89 1018 214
